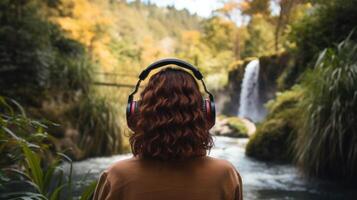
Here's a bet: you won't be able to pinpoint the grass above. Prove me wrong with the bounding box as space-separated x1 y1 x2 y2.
68 93 123 158
295 33 357 182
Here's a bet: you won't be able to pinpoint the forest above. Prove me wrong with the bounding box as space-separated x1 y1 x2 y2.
0 0 356 199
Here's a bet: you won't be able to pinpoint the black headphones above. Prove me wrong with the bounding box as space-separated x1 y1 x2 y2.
126 58 216 131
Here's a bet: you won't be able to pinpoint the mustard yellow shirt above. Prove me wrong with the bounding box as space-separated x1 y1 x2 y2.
93 156 243 200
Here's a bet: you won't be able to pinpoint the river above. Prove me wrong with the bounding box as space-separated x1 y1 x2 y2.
69 136 356 199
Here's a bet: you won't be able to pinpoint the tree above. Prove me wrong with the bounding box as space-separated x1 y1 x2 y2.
213 2 242 59
52 0 116 71
243 14 275 57
214 0 274 59
203 16 237 53
0 0 54 92
273 0 303 51
242 0 271 16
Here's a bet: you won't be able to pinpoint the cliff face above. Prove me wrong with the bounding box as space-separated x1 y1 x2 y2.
215 59 250 116
258 53 291 105
215 53 291 117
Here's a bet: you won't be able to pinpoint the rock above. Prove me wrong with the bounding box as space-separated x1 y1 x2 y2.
239 118 256 136
211 116 255 138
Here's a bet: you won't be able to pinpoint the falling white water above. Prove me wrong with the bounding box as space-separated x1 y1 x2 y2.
238 59 265 122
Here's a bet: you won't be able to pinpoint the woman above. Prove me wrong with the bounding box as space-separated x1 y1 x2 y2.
93 65 243 200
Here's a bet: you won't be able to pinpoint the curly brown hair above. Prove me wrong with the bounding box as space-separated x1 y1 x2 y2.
129 67 214 160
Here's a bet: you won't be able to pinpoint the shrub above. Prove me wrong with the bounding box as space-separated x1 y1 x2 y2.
68 93 123 158
50 35 94 94
0 96 53 167
295 34 357 182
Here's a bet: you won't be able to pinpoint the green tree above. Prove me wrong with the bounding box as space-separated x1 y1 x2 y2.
242 0 271 16
284 0 357 87
0 0 55 91
243 14 275 57
273 0 304 51
0 0 93 100
202 16 237 54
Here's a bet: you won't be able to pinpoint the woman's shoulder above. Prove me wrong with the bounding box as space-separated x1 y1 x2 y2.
201 157 242 182
109 156 139 168
101 157 139 177
202 156 237 170
103 156 240 178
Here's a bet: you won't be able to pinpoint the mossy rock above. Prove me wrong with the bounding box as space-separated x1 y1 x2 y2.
225 117 249 137
245 86 302 162
246 118 296 162
212 115 249 138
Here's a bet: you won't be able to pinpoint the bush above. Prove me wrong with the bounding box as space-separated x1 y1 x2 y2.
68 93 123 158
295 35 357 182
246 86 302 162
0 96 53 167
50 35 94 94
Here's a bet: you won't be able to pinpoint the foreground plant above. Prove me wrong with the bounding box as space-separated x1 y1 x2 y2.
0 97 97 199
296 33 357 182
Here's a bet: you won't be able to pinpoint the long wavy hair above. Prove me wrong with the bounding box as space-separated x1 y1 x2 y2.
129 67 213 160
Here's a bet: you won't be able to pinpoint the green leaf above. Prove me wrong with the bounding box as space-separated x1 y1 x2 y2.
314 48 327 69
0 191 47 200
2 126 22 141
43 160 59 193
49 184 66 200
9 99 26 117
22 144 44 193
80 181 98 200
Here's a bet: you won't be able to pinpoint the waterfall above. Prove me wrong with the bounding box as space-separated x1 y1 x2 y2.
238 59 265 122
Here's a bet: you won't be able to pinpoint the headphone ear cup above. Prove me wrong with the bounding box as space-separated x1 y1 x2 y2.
126 101 140 131
203 99 216 129
209 99 216 128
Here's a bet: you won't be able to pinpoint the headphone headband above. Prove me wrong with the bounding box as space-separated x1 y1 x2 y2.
129 58 213 101
138 58 203 80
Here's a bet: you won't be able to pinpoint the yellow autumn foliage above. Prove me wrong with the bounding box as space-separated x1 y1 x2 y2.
181 30 201 46
53 0 117 71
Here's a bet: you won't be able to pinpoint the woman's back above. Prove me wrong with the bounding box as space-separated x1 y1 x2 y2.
94 64 243 199
93 156 242 200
